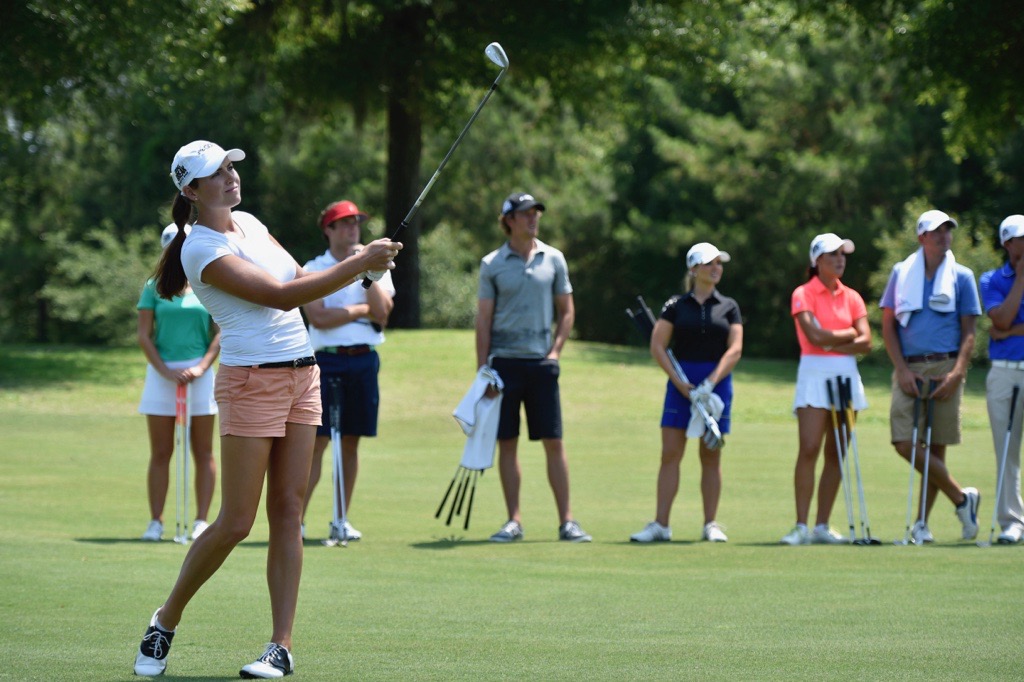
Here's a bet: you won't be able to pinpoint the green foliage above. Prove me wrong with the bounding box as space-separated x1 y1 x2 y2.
418 223 479 329
41 224 160 346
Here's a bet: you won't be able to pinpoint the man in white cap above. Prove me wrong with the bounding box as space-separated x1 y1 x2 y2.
979 215 1024 543
879 208 982 543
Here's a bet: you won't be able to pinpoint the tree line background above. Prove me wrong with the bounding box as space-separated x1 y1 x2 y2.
2 0 1022 360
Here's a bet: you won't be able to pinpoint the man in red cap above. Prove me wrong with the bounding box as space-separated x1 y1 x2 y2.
301 200 395 542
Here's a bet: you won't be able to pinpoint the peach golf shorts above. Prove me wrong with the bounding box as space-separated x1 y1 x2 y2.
215 364 322 438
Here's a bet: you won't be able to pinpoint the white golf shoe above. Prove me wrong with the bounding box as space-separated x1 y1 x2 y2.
997 524 1023 544
141 520 163 542
955 487 980 540
489 519 524 542
702 521 728 543
240 643 294 679
134 609 174 676
911 520 934 544
780 524 810 545
190 520 209 540
630 521 672 543
811 525 845 544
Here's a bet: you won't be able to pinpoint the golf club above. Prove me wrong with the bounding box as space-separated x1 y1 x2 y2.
842 376 881 544
979 384 1020 547
625 296 724 450
826 379 856 543
896 379 923 545
362 42 509 289
916 379 937 545
323 377 349 548
173 383 191 545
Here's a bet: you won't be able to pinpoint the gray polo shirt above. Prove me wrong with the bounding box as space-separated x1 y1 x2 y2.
479 239 573 359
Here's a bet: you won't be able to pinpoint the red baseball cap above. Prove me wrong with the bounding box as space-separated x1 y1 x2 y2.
319 200 369 229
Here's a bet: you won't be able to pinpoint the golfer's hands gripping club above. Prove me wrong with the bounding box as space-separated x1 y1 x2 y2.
357 238 402 283
690 379 715 410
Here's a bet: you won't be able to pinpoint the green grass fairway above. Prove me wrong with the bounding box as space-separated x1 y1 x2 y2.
1 332 1022 680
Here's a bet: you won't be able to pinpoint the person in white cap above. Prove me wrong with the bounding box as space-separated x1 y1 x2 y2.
300 200 396 543
979 214 1024 543
137 223 219 544
630 242 743 544
781 233 872 545
133 141 401 678
879 209 981 544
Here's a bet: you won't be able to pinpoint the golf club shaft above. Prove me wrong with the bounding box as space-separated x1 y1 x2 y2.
362 60 508 289
827 379 856 542
843 377 873 541
919 380 936 531
902 379 923 544
988 385 1020 543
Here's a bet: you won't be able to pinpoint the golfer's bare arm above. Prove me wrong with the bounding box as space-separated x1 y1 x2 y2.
203 239 397 311
476 298 495 369
706 323 743 387
794 311 857 349
650 319 691 398
302 299 370 330
547 293 574 361
881 307 921 397
829 316 871 356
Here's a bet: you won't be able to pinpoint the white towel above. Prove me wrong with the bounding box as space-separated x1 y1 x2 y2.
893 247 957 327
452 367 504 470
686 393 725 439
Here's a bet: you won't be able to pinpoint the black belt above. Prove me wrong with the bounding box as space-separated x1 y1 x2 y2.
905 351 956 364
254 356 318 369
318 345 371 356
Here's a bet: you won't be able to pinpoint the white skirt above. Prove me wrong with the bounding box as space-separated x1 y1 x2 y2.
792 355 867 413
138 358 218 417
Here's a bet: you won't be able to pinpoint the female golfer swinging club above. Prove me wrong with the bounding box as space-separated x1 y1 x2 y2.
133 140 400 678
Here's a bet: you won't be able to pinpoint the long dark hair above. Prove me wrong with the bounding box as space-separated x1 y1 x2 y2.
806 265 819 281
155 190 196 299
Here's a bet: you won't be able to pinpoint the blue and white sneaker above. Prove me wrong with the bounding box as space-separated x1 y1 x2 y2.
558 520 592 543
489 520 524 543
134 609 174 676
956 487 980 540
240 643 294 679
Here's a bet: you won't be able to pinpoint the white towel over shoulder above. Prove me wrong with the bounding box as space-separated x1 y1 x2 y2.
452 366 504 470
893 247 957 327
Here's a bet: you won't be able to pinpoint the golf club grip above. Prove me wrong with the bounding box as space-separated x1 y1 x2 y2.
1010 385 1020 429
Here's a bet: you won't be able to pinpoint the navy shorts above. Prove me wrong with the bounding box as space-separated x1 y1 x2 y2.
315 349 380 438
661 360 733 434
491 356 562 441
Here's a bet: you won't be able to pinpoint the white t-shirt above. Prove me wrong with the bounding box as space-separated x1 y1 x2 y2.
181 211 313 366
303 249 395 349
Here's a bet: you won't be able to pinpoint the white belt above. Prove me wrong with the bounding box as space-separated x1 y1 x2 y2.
992 359 1024 370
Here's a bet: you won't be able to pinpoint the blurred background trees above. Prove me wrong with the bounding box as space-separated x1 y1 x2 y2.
2 0 1022 360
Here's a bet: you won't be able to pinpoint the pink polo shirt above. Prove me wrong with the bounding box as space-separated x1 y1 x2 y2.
791 276 867 357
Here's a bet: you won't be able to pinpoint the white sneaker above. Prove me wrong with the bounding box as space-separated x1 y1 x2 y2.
190 520 209 540
300 523 306 540
780 524 810 545
489 520 524 542
240 642 294 679
955 487 980 540
343 520 362 541
630 521 672 543
141 520 163 542
702 521 728 543
134 609 174 676
911 520 934 544
811 525 846 544
997 524 1023 544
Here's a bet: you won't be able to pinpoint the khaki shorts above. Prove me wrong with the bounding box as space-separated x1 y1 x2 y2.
889 358 962 445
215 364 322 438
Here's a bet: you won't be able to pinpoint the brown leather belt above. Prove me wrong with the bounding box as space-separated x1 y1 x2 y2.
904 351 956 363
319 345 372 356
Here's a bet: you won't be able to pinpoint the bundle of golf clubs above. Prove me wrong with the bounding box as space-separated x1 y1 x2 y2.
435 467 483 531
173 383 191 545
825 377 880 545
979 384 1019 547
896 378 937 546
362 41 508 290
625 295 724 450
323 377 351 548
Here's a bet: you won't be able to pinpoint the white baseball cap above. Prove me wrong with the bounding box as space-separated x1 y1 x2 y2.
999 214 1024 245
169 140 245 191
916 209 958 235
160 223 191 249
686 242 731 269
809 233 855 266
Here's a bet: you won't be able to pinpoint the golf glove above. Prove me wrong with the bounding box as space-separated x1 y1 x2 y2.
690 379 715 404
360 270 386 282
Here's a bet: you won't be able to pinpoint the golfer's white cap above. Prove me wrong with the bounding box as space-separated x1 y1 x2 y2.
170 140 245 191
161 223 191 249
999 214 1024 245
686 242 731 269
916 209 957 235
809 233 854 266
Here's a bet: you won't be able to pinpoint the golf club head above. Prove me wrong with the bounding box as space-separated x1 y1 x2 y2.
485 42 509 69
976 539 992 548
